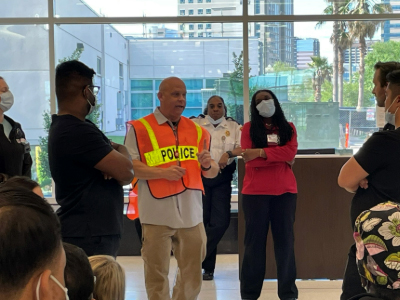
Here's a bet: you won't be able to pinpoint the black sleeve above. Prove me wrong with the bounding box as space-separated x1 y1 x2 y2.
383 123 395 131
18 125 32 178
60 123 113 168
22 152 32 178
354 133 389 175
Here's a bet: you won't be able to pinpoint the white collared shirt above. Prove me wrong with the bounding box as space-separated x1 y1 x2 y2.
191 115 242 164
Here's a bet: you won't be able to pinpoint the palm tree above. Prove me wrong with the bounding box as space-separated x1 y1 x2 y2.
336 24 353 106
329 1 340 103
317 0 350 104
308 56 332 102
346 0 392 108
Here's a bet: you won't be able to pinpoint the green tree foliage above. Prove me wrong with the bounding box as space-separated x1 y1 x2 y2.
308 56 332 102
228 51 253 124
346 0 392 108
364 41 400 96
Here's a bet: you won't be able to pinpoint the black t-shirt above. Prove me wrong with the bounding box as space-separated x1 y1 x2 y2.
48 115 124 237
351 128 400 227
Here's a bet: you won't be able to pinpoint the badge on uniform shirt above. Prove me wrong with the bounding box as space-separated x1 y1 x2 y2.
225 130 230 137
267 134 278 143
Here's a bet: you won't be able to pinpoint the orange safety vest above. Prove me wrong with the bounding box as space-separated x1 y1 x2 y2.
128 113 210 200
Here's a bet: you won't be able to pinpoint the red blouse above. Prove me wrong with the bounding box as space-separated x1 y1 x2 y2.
241 122 298 195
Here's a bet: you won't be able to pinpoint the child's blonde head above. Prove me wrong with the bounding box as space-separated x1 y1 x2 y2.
89 255 125 300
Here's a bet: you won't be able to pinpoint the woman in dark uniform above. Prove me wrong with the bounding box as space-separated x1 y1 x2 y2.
191 95 242 280
0 76 32 177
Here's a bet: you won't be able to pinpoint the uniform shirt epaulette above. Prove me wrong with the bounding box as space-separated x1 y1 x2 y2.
189 114 206 119
225 117 241 125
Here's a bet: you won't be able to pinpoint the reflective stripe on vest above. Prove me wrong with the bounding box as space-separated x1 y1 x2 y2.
139 118 203 167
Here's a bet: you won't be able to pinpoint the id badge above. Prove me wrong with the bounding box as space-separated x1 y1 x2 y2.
267 134 278 144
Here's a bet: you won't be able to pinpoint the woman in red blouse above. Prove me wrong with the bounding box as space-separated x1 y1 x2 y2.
240 90 298 300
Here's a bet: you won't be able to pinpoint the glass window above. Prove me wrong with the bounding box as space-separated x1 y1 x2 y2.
198 24 203 30
183 108 202 118
249 0 393 16
198 9 203 15
189 33 194 38
184 79 203 90
1 0 47 17
189 24 194 30
206 79 216 88
180 9 185 15
198 32 204 37
1 25 50 193
131 108 153 120
186 93 203 106
131 93 153 108
206 0 211 2
249 21 387 151
189 9 194 15
206 24 212 29
119 63 123 78
97 57 102 75
206 9 211 14
56 0 242 17
206 32 212 37
131 80 153 91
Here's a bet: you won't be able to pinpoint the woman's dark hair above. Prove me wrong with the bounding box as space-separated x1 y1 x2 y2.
0 174 40 191
203 95 227 117
250 89 293 148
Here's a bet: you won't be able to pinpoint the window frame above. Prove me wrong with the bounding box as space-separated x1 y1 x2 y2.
4 0 399 200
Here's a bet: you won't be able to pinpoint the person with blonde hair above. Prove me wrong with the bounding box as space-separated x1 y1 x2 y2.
88 255 125 300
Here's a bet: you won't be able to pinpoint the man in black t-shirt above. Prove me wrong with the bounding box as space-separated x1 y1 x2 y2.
338 70 400 299
49 61 134 257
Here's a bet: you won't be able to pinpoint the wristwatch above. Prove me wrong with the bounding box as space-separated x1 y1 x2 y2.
226 151 233 158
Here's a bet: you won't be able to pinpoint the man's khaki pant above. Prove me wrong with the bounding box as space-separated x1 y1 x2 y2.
141 223 207 300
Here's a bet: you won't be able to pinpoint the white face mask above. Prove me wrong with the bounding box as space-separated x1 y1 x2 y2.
386 98 397 126
256 99 275 118
0 90 14 112
385 111 395 126
86 89 97 115
207 115 224 125
36 274 69 300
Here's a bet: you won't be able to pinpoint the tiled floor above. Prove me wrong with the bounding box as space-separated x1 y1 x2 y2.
118 254 342 300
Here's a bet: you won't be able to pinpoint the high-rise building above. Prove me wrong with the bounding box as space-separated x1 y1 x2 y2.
382 1 400 41
295 38 320 69
343 40 376 81
254 0 295 70
177 0 254 38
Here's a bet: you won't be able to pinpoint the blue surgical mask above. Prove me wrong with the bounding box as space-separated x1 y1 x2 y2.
256 99 275 118
36 274 69 300
0 91 14 112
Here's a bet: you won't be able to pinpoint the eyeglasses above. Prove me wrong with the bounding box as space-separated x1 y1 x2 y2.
83 85 100 96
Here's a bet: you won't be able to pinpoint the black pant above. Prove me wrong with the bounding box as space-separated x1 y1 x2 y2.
201 161 235 272
240 193 298 300
340 245 365 300
63 234 121 257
